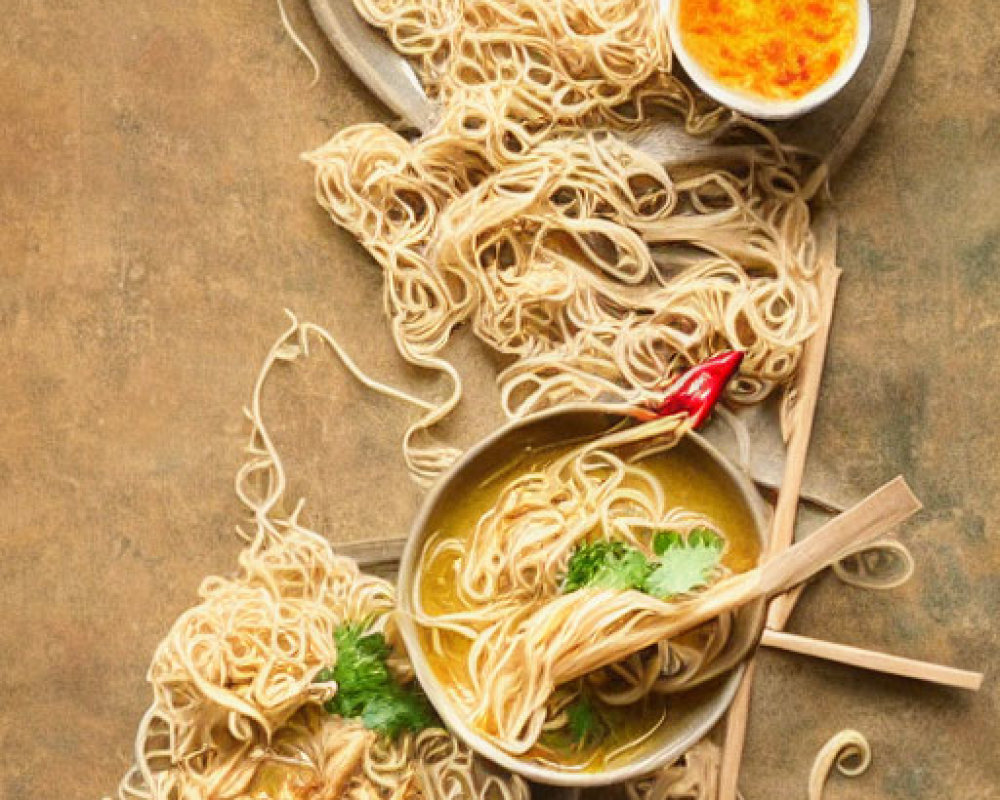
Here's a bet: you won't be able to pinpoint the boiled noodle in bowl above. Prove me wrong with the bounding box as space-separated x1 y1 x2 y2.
396 405 770 787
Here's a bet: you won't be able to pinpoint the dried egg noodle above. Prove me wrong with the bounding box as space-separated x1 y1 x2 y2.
112 527 528 800
351 0 721 131
109 316 528 800
307 0 828 486
626 739 721 800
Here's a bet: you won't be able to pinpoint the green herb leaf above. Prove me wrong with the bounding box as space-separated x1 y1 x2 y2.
566 695 607 747
320 621 438 738
643 528 724 600
359 688 437 740
652 530 682 556
562 541 652 593
589 547 651 590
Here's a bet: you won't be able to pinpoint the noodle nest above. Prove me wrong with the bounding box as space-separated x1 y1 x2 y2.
113 524 527 800
305 0 826 487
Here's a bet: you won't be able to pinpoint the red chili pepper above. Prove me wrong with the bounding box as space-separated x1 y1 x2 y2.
649 351 744 428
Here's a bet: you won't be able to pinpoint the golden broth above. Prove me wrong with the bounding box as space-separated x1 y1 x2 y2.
416 433 761 771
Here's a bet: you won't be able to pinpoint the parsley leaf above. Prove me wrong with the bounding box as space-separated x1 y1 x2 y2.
320 622 437 738
566 695 607 747
359 688 436 740
643 528 724 600
562 541 652 593
562 529 724 600
652 529 682 556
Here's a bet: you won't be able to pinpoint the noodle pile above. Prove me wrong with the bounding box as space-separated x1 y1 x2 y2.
352 0 721 131
305 0 826 486
114 523 526 800
110 314 529 800
627 739 721 800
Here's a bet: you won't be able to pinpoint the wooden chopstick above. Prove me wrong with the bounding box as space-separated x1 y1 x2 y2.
760 629 984 692
336 536 409 567
718 211 843 799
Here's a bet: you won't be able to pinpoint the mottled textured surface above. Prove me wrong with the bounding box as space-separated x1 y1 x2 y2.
0 1 996 798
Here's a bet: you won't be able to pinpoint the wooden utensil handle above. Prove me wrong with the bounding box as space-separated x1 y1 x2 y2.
754 477 921 598
336 536 408 566
761 629 983 692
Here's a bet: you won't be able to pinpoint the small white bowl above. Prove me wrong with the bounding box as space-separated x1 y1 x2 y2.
665 0 871 120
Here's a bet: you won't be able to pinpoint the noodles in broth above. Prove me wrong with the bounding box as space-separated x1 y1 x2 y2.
413 412 761 764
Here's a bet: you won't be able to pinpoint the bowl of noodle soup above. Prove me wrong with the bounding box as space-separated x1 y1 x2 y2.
396 405 769 787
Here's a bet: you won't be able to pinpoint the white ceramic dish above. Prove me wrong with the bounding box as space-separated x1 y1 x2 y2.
396 405 769 788
666 0 871 120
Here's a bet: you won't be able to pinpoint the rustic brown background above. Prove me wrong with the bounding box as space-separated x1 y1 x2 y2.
1 1 997 798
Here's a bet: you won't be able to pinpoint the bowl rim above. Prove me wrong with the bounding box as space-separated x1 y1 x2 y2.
396 404 770 787
665 0 872 120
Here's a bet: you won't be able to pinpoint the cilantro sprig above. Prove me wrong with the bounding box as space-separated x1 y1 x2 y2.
645 527 724 598
562 541 652 592
317 622 438 739
562 527 724 600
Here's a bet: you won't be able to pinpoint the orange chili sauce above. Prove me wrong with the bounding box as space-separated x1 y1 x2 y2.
678 0 858 101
